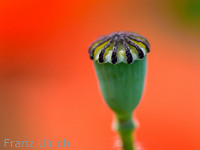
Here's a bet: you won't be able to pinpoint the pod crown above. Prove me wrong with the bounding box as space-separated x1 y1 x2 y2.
89 31 150 64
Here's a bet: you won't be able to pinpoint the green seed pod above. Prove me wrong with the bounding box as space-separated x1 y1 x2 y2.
89 31 150 150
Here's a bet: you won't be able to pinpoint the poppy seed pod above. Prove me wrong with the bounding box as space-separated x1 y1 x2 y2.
89 31 150 150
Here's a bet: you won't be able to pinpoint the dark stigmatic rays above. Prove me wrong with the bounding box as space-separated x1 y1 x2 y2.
88 32 150 64
111 36 119 64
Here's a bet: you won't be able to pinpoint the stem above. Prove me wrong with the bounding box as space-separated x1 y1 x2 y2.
115 114 135 150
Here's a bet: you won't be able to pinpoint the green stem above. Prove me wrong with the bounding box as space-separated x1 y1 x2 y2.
115 114 135 150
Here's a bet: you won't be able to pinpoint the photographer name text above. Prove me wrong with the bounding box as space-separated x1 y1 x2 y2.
2 139 69 148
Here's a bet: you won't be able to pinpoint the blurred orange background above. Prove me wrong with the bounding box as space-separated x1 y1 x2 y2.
0 0 200 150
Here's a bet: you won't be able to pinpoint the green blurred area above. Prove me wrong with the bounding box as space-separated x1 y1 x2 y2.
171 0 200 27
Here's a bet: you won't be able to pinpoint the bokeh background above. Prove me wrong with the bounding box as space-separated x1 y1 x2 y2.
0 0 200 149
